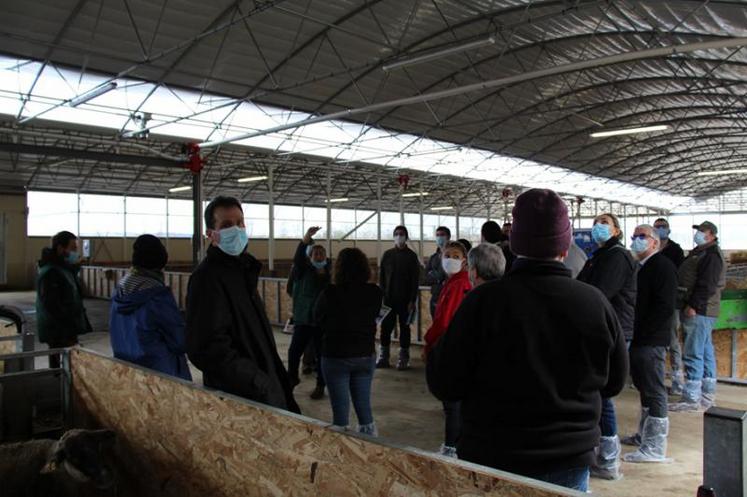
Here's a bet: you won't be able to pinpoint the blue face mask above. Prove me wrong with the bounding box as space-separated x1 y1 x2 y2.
655 227 670 240
436 235 448 248
217 226 248 256
591 223 612 245
311 260 326 270
66 251 80 265
694 231 708 246
630 237 649 254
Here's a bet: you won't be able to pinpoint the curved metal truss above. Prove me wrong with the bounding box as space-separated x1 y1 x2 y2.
0 0 746 207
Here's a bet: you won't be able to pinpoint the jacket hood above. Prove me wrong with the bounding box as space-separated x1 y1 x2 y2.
39 247 61 268
112 280 169 315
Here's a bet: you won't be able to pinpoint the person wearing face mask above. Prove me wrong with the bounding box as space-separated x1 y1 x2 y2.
577 212 637 481
287 226 331 400
652 218 686 395
481 221 515 273
424 241 473 458
466 243 506 288
378 226 421 370
424 226 452 318
36 230 92 368
620 225 677 463
186 196 300 414
669 221 726 412
109 235 191 381
427 189 627 493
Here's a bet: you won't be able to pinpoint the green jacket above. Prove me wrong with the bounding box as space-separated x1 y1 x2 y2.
35 248 91 344
291 241 330 326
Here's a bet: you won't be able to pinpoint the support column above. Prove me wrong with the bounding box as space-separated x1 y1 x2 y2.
419 187 424 259
76 191 81 236
326 170 332 255
377 177 382 264
165 195 170 254
268 165 275 273
455 188 461 239
123 195 127 264
192 171 203 267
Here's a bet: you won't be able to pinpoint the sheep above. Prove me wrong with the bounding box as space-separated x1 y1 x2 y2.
0 428 116 497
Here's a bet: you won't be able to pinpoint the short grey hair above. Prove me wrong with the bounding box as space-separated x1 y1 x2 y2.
468 243 506 282
636 224 660 243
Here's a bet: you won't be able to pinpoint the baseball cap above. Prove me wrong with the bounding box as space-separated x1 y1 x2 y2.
692 221 718 235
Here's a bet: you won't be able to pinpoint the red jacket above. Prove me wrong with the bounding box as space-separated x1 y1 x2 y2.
424 270 472 355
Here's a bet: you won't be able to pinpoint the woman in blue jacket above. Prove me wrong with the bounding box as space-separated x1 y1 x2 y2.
109 234 191 381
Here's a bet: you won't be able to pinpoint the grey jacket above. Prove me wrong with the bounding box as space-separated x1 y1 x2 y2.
678 241 726 317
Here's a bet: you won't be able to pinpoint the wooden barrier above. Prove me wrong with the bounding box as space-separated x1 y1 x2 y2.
79 266 433 344
70 348 579 497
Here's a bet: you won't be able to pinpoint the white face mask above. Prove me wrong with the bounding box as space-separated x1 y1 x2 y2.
442 257 463 275
394 235 406 247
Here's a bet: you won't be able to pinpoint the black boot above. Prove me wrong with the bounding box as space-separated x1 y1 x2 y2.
376 346 391 369
396 348 410 371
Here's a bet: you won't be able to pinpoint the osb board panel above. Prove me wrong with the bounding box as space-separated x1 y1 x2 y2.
263 281 281 324
279 281 292 324
420 290 433 337
713 329 747 379
70 349 577 497
0 318 18 373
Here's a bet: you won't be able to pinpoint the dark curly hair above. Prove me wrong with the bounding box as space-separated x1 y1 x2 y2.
333 247 371 286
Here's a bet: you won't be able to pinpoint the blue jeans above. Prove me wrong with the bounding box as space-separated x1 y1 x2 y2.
682 314 717 381
526 467 589 492
321 355 375 427
599 397 617 437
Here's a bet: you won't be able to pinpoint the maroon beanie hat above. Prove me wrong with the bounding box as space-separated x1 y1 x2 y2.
510 189 571 258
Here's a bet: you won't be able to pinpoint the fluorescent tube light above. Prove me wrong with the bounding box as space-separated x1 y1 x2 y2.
237 175 268 183
697 168 747 176
324 197 349 203
383 37 496 71
430 206 454 211
402 192 429 198
590 125 668 138
168 186 192 193
69 82 118 107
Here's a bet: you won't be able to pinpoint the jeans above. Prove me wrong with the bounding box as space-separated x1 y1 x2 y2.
380 301 411 349
682 314 717 381
668 310 683 372
321 355 376 427
442 401 461 447
630 345 667 417
525 467 590 492
288 325 324 387
599 397 618 437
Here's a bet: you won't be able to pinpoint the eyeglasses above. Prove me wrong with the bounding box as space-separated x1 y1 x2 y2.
631 234 651 241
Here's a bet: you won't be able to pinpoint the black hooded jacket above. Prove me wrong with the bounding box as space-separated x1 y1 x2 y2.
577 237 637 341
186 246 300 413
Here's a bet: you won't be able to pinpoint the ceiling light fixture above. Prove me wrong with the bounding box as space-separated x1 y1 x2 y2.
324 197 349 203
237 175 268 183
69 82 118 107
590 124 668 138
430 206 454 211
402 192 429 198
697 168 747 176
168 186 192 193
383 36 496 71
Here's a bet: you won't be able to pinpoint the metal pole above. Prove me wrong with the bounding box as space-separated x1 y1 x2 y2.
326 170 332 256
192 171 202 267
123 195 127 264
456 188 461 239
165 195 170 253
377 177 382 264
268 165 275 273
419 189 424 259
76 191 81 236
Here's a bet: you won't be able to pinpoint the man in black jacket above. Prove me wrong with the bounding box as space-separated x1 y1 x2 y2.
653 217 686 395
621 225 677 463
424 226 451 318
378 225 421 371
670 221 726 412
186 196 300 414
427 189 628 492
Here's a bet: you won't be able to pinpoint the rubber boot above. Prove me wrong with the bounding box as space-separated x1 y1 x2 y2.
622 416 672 463
438 444 458 458
622 407 649 447
701 378 717 409
669 379 702 412
376 345 391 369
591 435 623 480
358 422 378 437
396 348 410 371
669 369 684 396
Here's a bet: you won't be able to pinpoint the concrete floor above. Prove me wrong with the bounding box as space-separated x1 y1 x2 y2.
2 291 745 497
